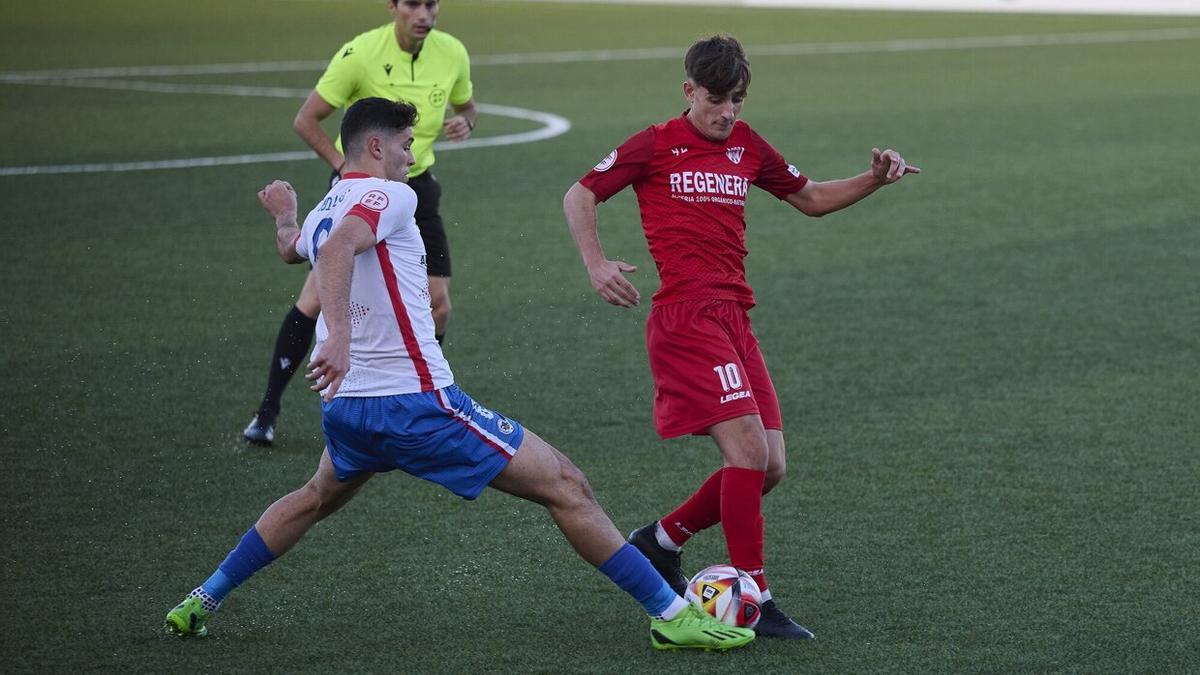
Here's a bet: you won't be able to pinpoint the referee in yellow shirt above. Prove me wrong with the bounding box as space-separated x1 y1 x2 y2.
244 0 477 445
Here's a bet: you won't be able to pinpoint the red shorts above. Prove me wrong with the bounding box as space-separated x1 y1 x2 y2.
646 300 782 439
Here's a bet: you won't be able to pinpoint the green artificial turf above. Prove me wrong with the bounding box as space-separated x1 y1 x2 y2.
2 1 1197 672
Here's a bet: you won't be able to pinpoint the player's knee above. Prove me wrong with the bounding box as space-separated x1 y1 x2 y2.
301 480 344 520
550 456 598 510
725 441 769 471
716 418 771 470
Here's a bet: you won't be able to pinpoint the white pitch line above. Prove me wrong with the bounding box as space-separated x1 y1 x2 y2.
3 26 1195 176
473 26 1200 64
12 77 311 99
1 27 1197 82
0 103 570 176
448 103 570 150
0 60 327 82
0 152 316 176
746 26 1200 57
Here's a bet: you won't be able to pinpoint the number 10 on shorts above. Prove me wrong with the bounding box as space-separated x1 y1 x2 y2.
713 362 743 392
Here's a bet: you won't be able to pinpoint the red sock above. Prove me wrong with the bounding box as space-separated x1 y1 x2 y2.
660 468 725 546
721 467 768 592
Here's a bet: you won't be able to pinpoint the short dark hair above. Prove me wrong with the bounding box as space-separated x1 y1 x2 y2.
340 97 420 158
684 34 751 97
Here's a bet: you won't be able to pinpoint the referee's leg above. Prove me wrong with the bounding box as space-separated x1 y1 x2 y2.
410 171 452 344
429 276 451 341
244 270 319 445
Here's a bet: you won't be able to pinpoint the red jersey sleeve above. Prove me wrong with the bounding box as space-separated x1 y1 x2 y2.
578 127 656 202
750 130 809 199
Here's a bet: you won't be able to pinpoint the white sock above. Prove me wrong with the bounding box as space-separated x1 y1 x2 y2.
188 587 222 612
656 595 691 621
760 588 772 603
654 522 682 552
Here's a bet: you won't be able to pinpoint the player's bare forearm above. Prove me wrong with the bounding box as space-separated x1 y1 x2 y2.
306 217 374 400
315 216 377 338
314 236 355 341
564 182 606 268
276 221 304 264
315 248 351 349
307 242 352 401
787 148 920 217
564 182 640 308
258 180 305 263
786 172 882 218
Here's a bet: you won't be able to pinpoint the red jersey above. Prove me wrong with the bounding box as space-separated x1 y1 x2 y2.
580 113 808 307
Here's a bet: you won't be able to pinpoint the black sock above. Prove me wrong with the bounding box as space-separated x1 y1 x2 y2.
257 305 317 419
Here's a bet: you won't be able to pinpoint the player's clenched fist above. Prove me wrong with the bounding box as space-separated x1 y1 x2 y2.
870 148 921 185
258 180 299 224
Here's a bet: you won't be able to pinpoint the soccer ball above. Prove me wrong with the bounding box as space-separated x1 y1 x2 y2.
684 564 762 628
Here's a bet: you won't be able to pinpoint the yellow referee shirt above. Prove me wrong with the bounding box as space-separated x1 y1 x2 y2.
316 25 473 178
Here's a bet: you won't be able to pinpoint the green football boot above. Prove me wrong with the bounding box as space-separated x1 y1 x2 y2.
650 603 756 651
164 595 212 637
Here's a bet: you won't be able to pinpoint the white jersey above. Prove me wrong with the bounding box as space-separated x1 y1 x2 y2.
295 173 454 397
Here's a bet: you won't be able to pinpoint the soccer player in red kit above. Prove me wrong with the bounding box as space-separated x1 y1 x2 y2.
563 34 920 639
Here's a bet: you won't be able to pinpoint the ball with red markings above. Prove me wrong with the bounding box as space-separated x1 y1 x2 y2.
684 564 762 629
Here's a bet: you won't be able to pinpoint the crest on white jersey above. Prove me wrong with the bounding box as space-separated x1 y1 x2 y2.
594 150 618 172
726 146 745 165
360 190 390 211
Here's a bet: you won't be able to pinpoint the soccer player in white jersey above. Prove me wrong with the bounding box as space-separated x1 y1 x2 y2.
164 98 754 651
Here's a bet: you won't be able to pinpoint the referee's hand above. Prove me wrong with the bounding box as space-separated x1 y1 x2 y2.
443 115 473 142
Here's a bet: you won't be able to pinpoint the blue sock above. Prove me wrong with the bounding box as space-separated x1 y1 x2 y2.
598 544 680 618
199 569 235 605
199 526 276 605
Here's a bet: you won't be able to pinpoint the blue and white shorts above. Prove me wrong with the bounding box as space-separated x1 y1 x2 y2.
321 385 525 499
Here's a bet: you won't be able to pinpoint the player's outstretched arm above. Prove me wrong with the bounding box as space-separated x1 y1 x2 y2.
258 180 305 263
306 215 376 402
785 147 920 218
563 182 640 308
294 91 345 173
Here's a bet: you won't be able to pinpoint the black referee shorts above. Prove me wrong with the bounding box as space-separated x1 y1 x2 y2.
329 168 451 277
407 171 450 278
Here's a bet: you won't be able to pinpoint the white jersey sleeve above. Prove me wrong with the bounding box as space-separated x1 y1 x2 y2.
294 222 311 260
342 182 417 242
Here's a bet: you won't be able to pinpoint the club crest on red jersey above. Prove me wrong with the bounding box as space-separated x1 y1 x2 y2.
594 150 618 172
725 146 745 165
